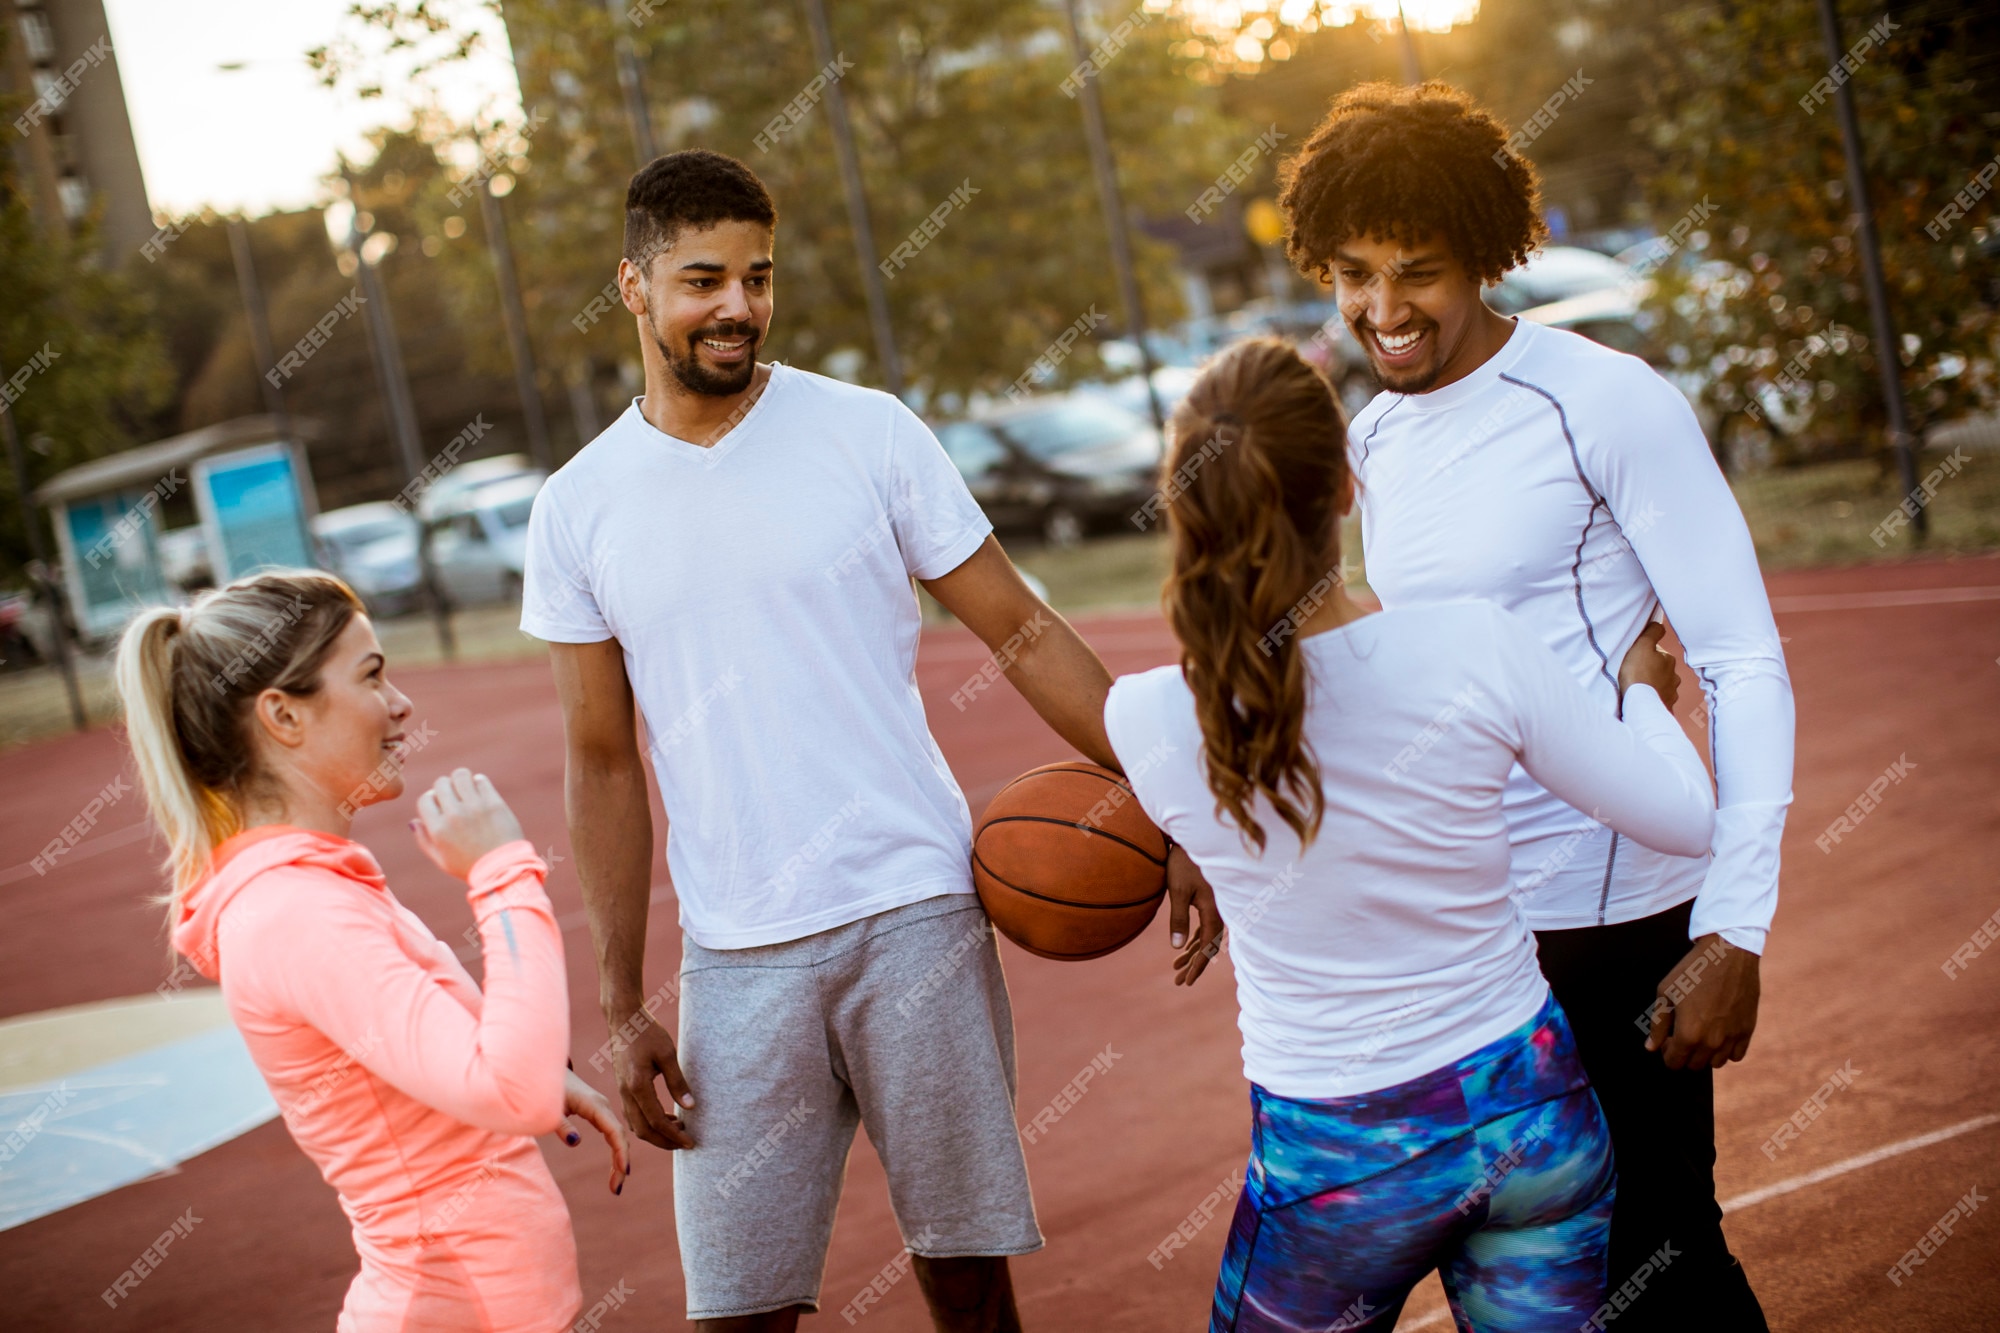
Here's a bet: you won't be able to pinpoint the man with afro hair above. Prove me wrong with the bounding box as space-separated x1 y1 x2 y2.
1279 82 1789 1329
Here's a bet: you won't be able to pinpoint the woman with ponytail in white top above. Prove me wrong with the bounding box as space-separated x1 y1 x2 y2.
1104 339 1715 1332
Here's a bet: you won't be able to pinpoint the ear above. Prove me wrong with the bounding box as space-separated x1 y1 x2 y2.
618 256 648 316
251 687 310 751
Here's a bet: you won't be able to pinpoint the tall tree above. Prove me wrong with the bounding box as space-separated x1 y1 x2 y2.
320 0 1250 411
1640 0 2000 464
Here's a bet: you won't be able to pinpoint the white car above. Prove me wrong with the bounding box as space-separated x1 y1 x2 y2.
313 502 422 615
422 472 544 606
415 453 540 521
1485 246 1636 316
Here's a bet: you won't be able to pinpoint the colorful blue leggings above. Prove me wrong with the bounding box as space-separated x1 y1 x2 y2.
1211 995 1615 1332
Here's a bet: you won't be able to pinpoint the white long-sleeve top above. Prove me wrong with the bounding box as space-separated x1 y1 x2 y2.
1350 319 1795 953
1104 602 1714 1098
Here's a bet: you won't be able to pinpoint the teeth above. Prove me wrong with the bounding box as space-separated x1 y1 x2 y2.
1376 329 1421 352
703 338 745 351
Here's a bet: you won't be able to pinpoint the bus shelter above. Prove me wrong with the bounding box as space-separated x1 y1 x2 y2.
34 416 321 642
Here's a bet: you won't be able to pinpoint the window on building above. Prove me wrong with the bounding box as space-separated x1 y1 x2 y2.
19 11 56 63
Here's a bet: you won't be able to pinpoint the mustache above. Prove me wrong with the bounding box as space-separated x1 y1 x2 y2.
1354 316 1434 338
689 322 759 345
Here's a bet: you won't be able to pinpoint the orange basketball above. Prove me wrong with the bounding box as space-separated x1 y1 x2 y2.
973 761 1169 961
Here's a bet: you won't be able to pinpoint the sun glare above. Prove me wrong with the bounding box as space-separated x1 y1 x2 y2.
1156 0 1482 77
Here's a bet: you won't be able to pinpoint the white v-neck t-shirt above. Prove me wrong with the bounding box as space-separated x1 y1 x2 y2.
520 364 994 949
1349 319 1794 952
1104 601 1715 1097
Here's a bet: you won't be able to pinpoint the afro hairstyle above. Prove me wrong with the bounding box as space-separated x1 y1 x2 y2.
1278 81 1547 286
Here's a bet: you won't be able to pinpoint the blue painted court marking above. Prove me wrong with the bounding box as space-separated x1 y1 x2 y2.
0 1022 277 1231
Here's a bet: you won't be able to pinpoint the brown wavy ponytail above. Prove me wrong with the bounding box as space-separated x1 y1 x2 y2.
1160 337 1350 853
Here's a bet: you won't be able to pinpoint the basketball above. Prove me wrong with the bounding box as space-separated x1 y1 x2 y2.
972 761 1170 961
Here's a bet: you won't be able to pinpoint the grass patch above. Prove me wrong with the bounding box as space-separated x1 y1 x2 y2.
1733 447 2000 567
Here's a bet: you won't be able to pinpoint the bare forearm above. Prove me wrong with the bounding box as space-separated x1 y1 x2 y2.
1005 617 1117 770
567 753 655 1020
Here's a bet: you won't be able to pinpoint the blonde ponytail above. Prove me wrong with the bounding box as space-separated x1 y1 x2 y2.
112 571 364 905
115 607 228 896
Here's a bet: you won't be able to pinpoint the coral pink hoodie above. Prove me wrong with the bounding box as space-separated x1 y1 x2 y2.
174 826 582 1332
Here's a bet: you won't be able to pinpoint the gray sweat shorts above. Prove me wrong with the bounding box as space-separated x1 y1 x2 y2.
672 893 1043 1321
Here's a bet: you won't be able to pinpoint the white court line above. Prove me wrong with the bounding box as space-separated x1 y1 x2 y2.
1770 585 2000 613
0 820 153 887
1719 1112 2000 1213
1390 1113 2000 1330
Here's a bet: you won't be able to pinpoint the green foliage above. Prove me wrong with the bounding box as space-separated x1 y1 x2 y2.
1640 0 2000 464
0 75 173 581
126 128 536 508
325 0 1250 409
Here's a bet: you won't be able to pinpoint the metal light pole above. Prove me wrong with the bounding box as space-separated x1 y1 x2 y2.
1814 0 1923 540
1394 1 1424 85
2 383 86 729
1059 0 1163 430
801 0 904 398
228 218 295 443
478 176 554 470
605 0 658 165
334 192 457 658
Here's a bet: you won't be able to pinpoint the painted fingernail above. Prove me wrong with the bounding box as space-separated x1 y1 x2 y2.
614 1181 622 1195
566 1132 580 1145
681 1095 694 1107
1171 933 1185 947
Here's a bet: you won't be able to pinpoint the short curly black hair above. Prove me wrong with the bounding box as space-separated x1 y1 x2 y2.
624 149 778 271
1278 82 1546 286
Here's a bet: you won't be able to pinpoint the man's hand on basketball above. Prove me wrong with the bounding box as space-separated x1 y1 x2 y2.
613 1013 697 1151
1646 933 1760 1070
1167 845 1226 986
1617 621 1681 711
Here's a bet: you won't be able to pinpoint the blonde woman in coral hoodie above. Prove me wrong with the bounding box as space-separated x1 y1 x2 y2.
116 570 628 1332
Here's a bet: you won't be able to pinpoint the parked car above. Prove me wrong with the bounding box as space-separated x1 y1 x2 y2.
1075 364 1202 425
414 452 540 521
1484 245 1636 316
0 590 41 673
421 471 543 605
937 395 1163 546
312 502 422 615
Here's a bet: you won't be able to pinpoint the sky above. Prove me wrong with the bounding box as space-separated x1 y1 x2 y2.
104 0 524 218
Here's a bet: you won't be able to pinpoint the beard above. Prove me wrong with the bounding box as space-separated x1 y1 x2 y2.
650 311 761 397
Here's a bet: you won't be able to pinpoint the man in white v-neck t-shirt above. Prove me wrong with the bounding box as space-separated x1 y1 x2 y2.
520 151 1180 1331
1276 84 1792 1329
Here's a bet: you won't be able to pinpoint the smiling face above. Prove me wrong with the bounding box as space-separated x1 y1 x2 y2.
1332 232 1503 395
621 219 774 398
249 614 415 816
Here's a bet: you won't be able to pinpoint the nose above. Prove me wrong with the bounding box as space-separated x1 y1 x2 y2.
712 279 754 326
385 680 415 723
1362 269 1408 332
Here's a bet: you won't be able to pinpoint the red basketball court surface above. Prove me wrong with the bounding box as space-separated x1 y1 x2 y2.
1 554 1995 1329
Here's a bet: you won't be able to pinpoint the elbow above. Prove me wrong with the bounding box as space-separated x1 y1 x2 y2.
479 1066 567 1138
1665 803 1717 859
